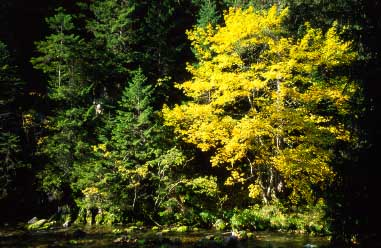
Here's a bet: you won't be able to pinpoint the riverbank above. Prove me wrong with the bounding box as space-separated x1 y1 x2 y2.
0 225 330 248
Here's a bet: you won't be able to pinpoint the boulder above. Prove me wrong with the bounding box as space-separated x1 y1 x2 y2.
113 235 129 243
304 244 318 248
62 220 70 228
26 219 47 230
27 217 38 224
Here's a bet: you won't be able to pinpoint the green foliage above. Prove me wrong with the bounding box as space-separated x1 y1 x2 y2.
87 0 137 74
214 218 227 230
0 132 23 199
199 211 217 226
104 69 157 214
31 9 87 97
193 0 220 27
86 0 191 104
111 69 156 163
0 41 25 199
229 202 329 234
32 8 96 210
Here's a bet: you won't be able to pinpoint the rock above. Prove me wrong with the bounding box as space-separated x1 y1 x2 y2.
62 220 70 228
27 219 47 230
28 217 38 224
304 244 318 248
205 235 215 240
113 235 129 243
231 230 247 240
41 220 56 229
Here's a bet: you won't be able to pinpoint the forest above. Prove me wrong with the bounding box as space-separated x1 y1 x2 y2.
0 0 380 247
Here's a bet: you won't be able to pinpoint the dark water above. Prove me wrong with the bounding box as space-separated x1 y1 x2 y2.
0 226 330 248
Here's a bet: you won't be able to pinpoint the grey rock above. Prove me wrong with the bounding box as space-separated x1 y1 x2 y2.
304 244 318 248
27 217 38 224
62 220 70 228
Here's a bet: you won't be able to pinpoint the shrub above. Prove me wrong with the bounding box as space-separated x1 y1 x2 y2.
229 202 330 234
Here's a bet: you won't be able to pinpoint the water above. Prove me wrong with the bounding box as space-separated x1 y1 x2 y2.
0 226 330 247
247 232 330 248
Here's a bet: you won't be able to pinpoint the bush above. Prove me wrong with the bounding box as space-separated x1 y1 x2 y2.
199 211 216 227
229 202 330 234
214 219 227 231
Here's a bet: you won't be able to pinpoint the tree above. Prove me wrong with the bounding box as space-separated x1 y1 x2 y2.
192 0 221 27
75 69 161 222
31 8 94 213
163 6 359 205
0 41 25 199
85 0 194 106
111 69 157 167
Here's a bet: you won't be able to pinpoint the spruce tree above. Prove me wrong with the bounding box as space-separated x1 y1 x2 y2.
110 69 158 214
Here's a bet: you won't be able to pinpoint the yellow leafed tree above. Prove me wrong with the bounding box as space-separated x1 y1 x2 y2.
163 6 358 204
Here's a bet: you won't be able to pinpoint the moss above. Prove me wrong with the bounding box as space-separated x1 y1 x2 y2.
112 228 123 234
42 220 56 229
125 226 138 233
26 219 46 230
26 219 56 230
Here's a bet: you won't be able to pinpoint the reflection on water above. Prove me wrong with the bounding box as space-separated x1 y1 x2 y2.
248 232 329 248
0 226 330 248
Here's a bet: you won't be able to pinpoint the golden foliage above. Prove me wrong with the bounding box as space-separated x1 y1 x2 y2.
163 5 358 204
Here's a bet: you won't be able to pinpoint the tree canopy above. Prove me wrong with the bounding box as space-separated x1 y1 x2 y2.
164 6 359 206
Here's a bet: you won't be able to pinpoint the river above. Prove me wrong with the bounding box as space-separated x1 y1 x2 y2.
0 226 330 247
